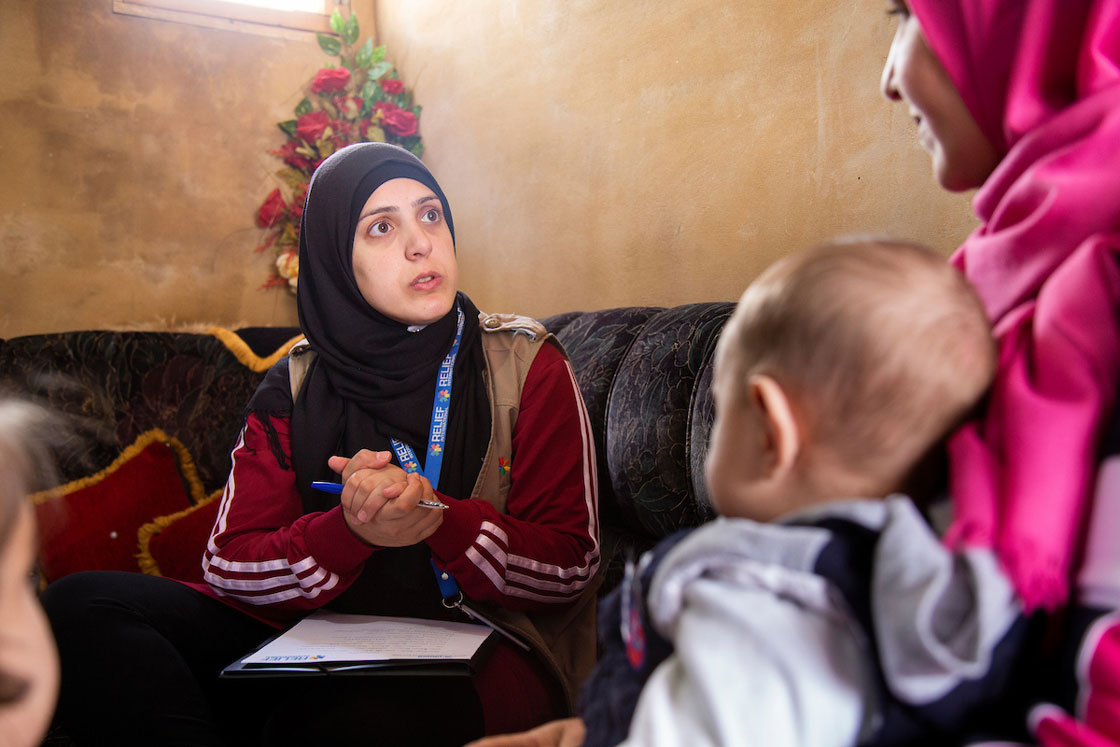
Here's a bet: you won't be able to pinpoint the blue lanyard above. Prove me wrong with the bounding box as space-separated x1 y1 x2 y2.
390 305 464 604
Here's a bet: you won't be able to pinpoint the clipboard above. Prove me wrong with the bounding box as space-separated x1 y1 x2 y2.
220 610 496 679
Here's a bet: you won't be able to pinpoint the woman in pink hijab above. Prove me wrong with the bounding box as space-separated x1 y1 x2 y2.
882 0 1120 743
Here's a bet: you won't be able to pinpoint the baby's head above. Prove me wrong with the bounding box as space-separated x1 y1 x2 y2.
705 238 995 521
0 400 60 746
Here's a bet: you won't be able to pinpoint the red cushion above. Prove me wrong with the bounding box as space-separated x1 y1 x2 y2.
137 493 222 584
32 430 199 583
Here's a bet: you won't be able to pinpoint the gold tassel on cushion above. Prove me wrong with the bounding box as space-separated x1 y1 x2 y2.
26 429 204 505
136 488 222 577
208 327 304 373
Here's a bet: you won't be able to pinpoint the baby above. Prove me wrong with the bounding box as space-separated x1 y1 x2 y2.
0 399 61 747
474 238 1023 747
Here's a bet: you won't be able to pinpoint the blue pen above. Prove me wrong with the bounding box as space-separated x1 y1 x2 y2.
310 480 449 510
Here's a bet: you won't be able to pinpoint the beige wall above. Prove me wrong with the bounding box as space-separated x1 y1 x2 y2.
0 0 352 337
1 0 977 338
378 0 978 319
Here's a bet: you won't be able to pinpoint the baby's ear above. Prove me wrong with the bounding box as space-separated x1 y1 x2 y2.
748 374 801 479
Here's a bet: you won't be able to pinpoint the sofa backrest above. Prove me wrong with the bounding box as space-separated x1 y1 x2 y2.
0 306 734 592
543 302 735 589
0 330 290 492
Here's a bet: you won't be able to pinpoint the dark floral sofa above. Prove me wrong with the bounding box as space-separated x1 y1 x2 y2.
544 304 732 589
0 303 733 744
0 304 733 597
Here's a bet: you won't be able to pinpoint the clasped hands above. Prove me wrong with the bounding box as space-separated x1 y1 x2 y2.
328 449 444 547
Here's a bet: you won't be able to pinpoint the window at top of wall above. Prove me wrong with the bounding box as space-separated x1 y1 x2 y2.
113 0 343 40
227 0 326 11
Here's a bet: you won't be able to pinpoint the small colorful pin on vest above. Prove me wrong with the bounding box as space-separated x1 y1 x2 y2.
498 457 510 477
620 554 646 669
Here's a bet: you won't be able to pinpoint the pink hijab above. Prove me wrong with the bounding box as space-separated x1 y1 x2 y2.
907 0 1120 612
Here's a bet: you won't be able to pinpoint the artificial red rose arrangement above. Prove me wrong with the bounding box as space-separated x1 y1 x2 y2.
254 11 423 291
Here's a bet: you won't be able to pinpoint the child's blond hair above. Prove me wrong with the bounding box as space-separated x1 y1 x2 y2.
722 238 995 494
0 400 58 545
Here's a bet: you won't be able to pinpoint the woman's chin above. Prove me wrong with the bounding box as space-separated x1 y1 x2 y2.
934 158 981 193
931 140 999 192
395 296 458 327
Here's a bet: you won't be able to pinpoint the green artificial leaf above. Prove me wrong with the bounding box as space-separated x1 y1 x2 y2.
355 38 374 68
279 223 299 246
276 168 307 189
368 60 392 81
342 15 360 46
340 56 353 71
294 97 313 116
321 99 339 119
372 45 387 63
278 119 298 136
329 9 345 34
361 79 378 103
364 125 386 143
317 32 342 56
407 141 424 157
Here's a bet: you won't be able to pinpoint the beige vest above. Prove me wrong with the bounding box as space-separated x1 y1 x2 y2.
287 312 600 710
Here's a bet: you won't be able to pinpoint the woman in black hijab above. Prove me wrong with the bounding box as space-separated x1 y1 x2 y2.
43 143 601 745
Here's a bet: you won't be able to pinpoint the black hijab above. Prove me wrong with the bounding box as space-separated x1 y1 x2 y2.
250 143 491 518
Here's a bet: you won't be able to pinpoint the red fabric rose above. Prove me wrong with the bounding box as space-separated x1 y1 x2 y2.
271 141 313 171
373 101 418 137
332 118 356 138
380 78 404 95
383 108 418 137
296 111 331 143
373 101 398 117
257 189 286 228
310 67 350 94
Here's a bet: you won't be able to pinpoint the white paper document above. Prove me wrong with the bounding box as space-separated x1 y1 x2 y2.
241 610 493 665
